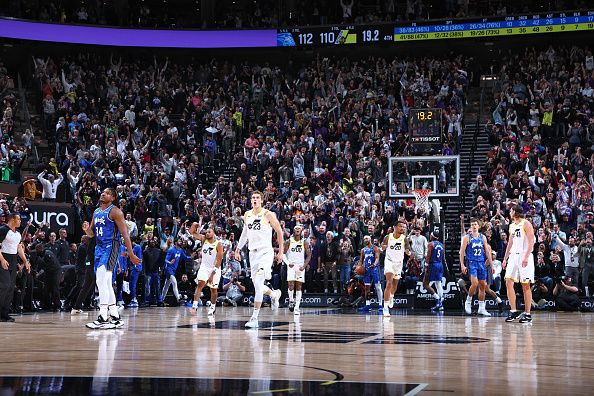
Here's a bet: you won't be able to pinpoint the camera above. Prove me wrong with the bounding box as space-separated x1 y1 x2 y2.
556 275 568 284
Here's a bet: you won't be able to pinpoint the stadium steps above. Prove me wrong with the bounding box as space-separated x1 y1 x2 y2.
442 122 490 276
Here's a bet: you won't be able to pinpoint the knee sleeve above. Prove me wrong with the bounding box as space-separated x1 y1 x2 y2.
435 281 444 298
374 282 383 300
96 267 109 305
106 271 116 305
253 273 266 303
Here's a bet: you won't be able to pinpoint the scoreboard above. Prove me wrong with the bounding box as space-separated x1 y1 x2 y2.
394 11 594 41
277 10 594 47
277 25 393 46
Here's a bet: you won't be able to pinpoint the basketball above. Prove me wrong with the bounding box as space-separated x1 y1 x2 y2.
355 265 366 276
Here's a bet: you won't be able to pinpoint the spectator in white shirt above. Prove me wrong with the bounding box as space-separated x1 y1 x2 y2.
409 226 428 266
37 170 64 202
555 235 580 286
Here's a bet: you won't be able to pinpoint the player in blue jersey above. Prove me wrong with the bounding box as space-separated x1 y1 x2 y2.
459 218 493 316
161 239 193 305
82 188 140 329
128 239 143 308
358 235 383 313
423 231 447 311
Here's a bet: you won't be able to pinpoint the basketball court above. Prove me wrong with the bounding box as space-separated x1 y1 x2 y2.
0 307 592 395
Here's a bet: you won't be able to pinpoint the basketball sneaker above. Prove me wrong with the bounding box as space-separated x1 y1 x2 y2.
71 308 85 315
464 300 472 315
86 315 112 330
383 308 391 317
388 298 394 309
505 310 521 322
477 307 491 317
245 316 259 328
110 315 124 329
288 301 295 312
431 299 442 311
294 308 300 316
358 305 371 313
271 290 281 310
207 304 216 316
518 313 532 323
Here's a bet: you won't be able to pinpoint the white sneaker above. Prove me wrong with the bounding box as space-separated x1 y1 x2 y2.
477 308 491 317
388 298 394 309
271 290 281 310
71 309 84 315
383 309 391 317
294 308 300 316
207 304 216 316
464 300 472 315
245 317 259 328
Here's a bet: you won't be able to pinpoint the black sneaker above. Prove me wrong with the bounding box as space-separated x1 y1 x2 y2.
518 313 532 323
289 301 295 312
505 311 521 322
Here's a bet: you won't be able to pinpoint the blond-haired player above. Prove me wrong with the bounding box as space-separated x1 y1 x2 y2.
503 204 535 323
235 191 283 328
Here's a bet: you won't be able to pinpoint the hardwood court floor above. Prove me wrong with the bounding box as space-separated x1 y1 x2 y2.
0 307 593 395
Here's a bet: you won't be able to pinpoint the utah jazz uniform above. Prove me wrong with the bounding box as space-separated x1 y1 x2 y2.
427 241 445 282
197 239 221 288
93 204 121 272
362 245 380 285
465 233 486 281
384 233 405 279
244 209 274 280
505 220 534 284
286 237 305 283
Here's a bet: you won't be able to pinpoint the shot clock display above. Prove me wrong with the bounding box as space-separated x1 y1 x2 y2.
409 108 442 144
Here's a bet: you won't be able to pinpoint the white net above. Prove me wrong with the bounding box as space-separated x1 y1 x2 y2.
412 189 432 214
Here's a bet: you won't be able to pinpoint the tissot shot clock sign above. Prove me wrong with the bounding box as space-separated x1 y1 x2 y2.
409 108 442 144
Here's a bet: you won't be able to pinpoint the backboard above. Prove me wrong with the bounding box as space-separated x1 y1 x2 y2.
388 155 460 198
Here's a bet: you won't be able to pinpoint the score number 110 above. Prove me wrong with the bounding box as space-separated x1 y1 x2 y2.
298 32 340 44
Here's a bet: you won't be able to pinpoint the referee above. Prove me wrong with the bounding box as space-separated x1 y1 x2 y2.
0 213 31 322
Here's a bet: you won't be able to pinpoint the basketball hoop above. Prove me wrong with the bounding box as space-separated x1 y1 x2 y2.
412 189 432 214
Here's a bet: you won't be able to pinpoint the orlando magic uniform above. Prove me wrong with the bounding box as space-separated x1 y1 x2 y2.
362 245 380 285
427 241 445 282
93 204 121 272
465 233 486 281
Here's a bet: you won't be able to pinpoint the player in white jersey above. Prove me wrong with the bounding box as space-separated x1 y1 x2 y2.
503 204 535 323
381 221 410 318
235 191 283 328
284 225 311 316
188 225 223 316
